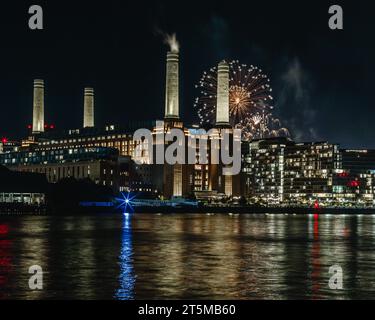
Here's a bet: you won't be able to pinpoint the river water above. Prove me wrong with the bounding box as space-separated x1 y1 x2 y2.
0 213 375 299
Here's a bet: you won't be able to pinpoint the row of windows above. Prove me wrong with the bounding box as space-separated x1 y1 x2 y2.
21 165 92 182
42 134 133 145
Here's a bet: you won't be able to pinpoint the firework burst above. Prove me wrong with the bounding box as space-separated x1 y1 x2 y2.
194 60 289 141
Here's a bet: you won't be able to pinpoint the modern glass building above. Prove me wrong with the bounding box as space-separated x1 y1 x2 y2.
242 138 375 207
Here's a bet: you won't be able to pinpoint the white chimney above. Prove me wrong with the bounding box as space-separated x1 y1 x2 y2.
83 87 94 128
32 79 45 134
216 61 230 125
164 51 179 119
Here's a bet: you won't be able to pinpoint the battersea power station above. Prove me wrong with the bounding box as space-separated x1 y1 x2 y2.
1 45 375 208
0 47 241 203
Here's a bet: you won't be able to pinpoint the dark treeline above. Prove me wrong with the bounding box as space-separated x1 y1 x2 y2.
47 178 114 214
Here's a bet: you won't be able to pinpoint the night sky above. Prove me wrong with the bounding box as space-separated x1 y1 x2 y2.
0 1 374 148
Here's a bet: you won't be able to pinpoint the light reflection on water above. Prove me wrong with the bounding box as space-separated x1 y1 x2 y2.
1 213 375 299
114 213 135 300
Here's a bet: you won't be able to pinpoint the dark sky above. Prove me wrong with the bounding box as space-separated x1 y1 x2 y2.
0 0 374 148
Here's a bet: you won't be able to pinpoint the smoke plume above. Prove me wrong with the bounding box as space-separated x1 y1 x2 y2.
164 33 179 53
154 27 180 53
275 57 318 141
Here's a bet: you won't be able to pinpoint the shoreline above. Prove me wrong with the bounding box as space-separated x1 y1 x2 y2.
1 204 375 215
122 205 375 215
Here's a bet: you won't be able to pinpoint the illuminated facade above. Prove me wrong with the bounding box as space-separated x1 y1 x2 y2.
242 138 290 204
243 138 375 206
0 147 121 192
283 141 340 205
331 149 375 205
151 54 241 199
35 126 138 157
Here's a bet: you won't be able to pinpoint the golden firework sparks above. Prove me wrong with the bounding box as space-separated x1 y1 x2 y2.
194 60 289 141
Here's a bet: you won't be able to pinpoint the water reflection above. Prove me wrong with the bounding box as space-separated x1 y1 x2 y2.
0 223 12 299
114 213 135 300
0 213 375 299
310 213 321 299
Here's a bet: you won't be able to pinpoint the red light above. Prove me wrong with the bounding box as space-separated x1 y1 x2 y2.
44 124 48 128
314 200 320 210
0 224 9 235
0 258 11 267
1 138 8 144
348 180 360 187
338 172 349 178
50 124 55 129
27 125 32 129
